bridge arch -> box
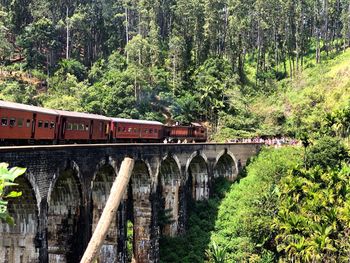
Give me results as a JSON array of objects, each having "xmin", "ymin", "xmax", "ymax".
[
  {"xmin": 0, "ymin": 176, "xmax": 39, "ymax": 263},
  {"xmin": 186, "ymin": 152, "xmax": 209, "ymax": 201},
  {"xmin": 157, "ymin": 155, "xmax": 182, "ymax": 236},
  {"xmin": 91, "ymin": 158, "xmax": 118, "ymax": 263},
  {"xmin": 47, "ymin": 161, "xmax": 83, "ymax": 263},
  {"xmin": 157, "ymin": 154, "xmax": 182, "ymax": 181},
  {"xmin": 91, "ymin": 157, "xmax": 118, "ymax": 183},
  {"xmin": 213, "ymin": 149, "xmax": 239, "ymax": 181}
]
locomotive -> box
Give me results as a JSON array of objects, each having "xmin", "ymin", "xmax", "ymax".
[{"xmin": 0, "ymin": 100, "xmax": 207, "ymax": 145}]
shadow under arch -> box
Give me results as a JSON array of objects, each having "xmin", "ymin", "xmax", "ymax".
[
  {"xmin": 157, "ymin": 156, "xmax": 182, "ymax": 237},
  {"xmin": 47, "ymin": 161, "xmax": 83, "ymax": 263},
  {"xmin": 186, "ymin": 154, "xmax": 209, "ymax": 201},
  {"xmin": 213, "ymin": 149, "xmax": 239, "ymax": 181},
  {"xmin": 0, "ymin": 176, "xmax": 39, "ymax": 263}
]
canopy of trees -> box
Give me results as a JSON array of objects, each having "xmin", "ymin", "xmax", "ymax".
[{"xmin": 1, "ymin": 0, "xmax": 350, "ymax": 135}]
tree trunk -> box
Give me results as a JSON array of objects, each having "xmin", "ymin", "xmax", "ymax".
[
  {"xmin": 66, "ymin": 5, "xmax": 70, "ymax": 60},
  {"xmin": 125, "ymin": 6, "xmax": 129, "ymax": 63}
]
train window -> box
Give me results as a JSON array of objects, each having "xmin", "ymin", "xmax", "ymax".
[
  {"xmin": 118, "ymin": 127, "xmax": 121, "ymax": 132},
  {"xmin": 26, "ymin": 119, "xmax": 31, "ymax": 128},
  {"xmin": 155, "ymin": 129, "xmax": 157, "ymax": 133},
  {"xmin": 9, "ymin": 118, "xmax": 16, "ymax": 127},
  {"xmin": 50, "ymin": 122, "xmax": 55, "ymax": 129},
  {"xmin": 85, "ymin": 124, "xmax": 89, "ymax": 131},
  {"xmin": 1, "ymin": 118, "xmax": 7, "ymax": 126},
  {"xmin": 73, "ymin": 123, "xmax": 78, "ymax": 130},
  {"xmin": 44, "ymin": 121, "xmax": 49, "ymax": 128},
  {"xmin": 150, "ymin": 129, "xmax": 153, "ymax": 134},
  {"xmin": 145, "ymin": 128, "xmax": 148, "ymax": 133},
  {"xmin": 79, "ymin": 124, "xmax": 85, "ymax": 131},
  {"xmin": 67, "ymin": 123, "xmax": 73, "ymax": 130},
  {"xmin": 122, "ymin": 127, "xmax": 126, "ymax": 132},
  {"xmin": 134, "ymin": 128, "xmax": 137, "ymax": 133},
  {"xmin": 38, "ymin": 121, "xmax": 43, "ymax": 128},
  {"xmin": 99, "ymin": 122, "xmax": 103, "ymax": 132},
  {"xmin": 128, "ymin": 127, "xmax": 132, "ymax": 132}
]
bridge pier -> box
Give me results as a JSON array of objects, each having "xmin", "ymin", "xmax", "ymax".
[
  {"xmin": 91, "ymin": 163, "xmax": 118, "ymax": 263},
  {"xmin": 0, "ymin": 176, "xmax": 38, "ymax": 263},
  {"xmin": 47, "ymin": 166, "xmax": 83, "ymax": 263},
  {"xmin": 0, "ymin": 143, "xmax": 260, "ymax": 263},
  {"xmin": 157, "ymin": 156, "xmax": 181, "ymax": 237}
]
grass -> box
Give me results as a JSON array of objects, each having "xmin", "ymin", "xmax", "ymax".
[{"xmin": 249, "ymin": 47, "xmax": 350, "ymax": 136}]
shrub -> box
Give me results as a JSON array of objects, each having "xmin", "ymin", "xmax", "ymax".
[
  {"xmin": 306, "ymin": 136, "xmax": 349, "ymax": 169},
  {"xmin": 0, "ymin": 163, "xmax": 25, "ymax": 225}
]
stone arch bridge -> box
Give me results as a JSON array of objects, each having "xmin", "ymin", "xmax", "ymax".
[{"xmin": 0, "ymin": 143, "xmax": 261, "ymax": 263}]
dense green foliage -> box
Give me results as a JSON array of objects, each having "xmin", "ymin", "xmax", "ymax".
[
  {"xmin": 274, "ymin": 137, "xmax": 350, "ymax": 262},
  {"xmin": 275, "ymin": 165, "xmax": 350, "ymax": 262},
  {"xmin": 159, "ymin": 177, "xmax": 231, "ymax": 263},
  {"xmin": 305, "ymin": 136, "xmax": 349, "ymax": 169},
  {"xmin": 0, "ymin": 163, "xmax": 25, "ymax": 225},
  {"xmin": 210, "ymin": 147, "xmax": 302, "ymax": 262},
  {"xmin": 1, "ymin": 0, "xmax": 350, "ymax": 136}
]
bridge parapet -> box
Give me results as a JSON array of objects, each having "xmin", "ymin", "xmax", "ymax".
[{"xmin": 0, "ymin": 143, "xmax": 261, "ymax": 263}]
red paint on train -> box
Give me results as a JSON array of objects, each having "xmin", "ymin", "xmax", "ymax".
[{"xmin": 0, "ymin": 100, "xmax": 207, "ymax": 144}]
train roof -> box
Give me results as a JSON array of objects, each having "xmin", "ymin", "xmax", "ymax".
[
  {"xmin": 0, "ymin": 100, "xmax": 58, "ymax": 116},
  {"xmin": 111, "ymin": 117, "xmax": 163, "ymax": 126},
  {"xmin": 55, "ymin": 109, "xmax": 111, "ymax": 121}
]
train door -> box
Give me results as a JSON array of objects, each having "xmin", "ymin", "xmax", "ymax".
[
  {"xmin": 31, "ymin": 113, "xmax": 36, "ymax": 139},
  {"xmin": 188, "ymin": 127, "xmax": 194, "ymax": 138},
  {"xmin": 100, "ymin": 121, "xmax": 103, "ymax": 138},
  {"xmin": 114, "ymin": 122, "xmax": 118, "ymax": 138},
  {"xmin": 60, "ymin": 117, "xmax": 67, "ymax": 139},
  {"xmin": 89, "ymin": 120, "xmax": 93, "ymax": 140},
  {"xmin": 54, "ymin": 116, "xmax": 59, "ymax": 140}
]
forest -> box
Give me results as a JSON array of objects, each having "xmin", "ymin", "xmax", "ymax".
[
  {"xmin": 2, "ymin": 0, "xmax": 350, "ymax": 262},
  {"xmin": 1, "ymin": 0, "xmax": 350, "ymax": 138}
]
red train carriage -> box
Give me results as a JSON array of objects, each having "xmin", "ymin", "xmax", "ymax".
[
  {"xmin": 56, "ymin": 110, "xmax": 111, "ymax": 142},
  {"xmin": 111, "ymin": 118, "xmax": 164, "ymax": 142},
  {"xmin": 165, "ymin": 123, "xmax": 207, "ymax": 142},
  {"xmin": 0, "ymin": 100, "xmax": 207, "ymax": 145},
  {"xmin": 192, "ymin": 123, "xmax": 207, "ymax": 142},
  {"xmin": 0, "ymin": 101, "xmax": 58, "ymax": 143}
]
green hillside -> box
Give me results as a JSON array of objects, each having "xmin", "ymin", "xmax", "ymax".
[
  {"xmin": 281, "ymin": 49, "xmax": 350, "ymax": 134},
  {"xmin": 234, "ymin": 48, "xmax": 350, "ymax": 140}
]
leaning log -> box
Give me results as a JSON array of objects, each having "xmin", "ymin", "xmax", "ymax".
[{"xmin": 80, "ymin": 157, "xmax": 134, "ymax": 263}]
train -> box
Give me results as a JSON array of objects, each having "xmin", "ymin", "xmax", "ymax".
[{"xmin": 0, "ymin": 100, "xmax": 207, "ymax": 145}]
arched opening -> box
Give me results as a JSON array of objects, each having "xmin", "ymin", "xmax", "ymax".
[
  {"xmin": 0, "ymin": 176, "xmax": 39, "ymax": 262},
  {"xmin": 214, "ymin": 153, "xmax": 237, "ymax": 181},
  {"xmin": 126, "ymin": 161, "xmax": 152, "ymax": 263},
  {"xmin": 188, "ymin": 155, "xmax": 209, "ymax": 201},
  {"xmin": 47, "ymin": 168, "xmax": 82, "ymax": 263},
  {"xmin": 91, "ymin": 164, "xmax": 117, "ymax": 263},
  {"xmin": 158, "ymin": 157, "xmax": 181, "ymax": 237}
]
